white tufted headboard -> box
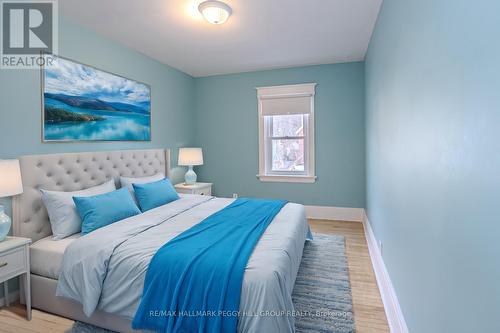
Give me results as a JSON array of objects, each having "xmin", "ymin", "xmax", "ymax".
[{"xmin": 12, "ymin": 149, "xmax": 171, "ymax": 242}]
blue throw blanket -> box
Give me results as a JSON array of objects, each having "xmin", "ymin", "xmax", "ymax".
[{"xmin": 132, "ymin": 198, "xmax": 288, "ymax": 333}]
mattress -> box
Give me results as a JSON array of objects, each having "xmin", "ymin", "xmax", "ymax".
[{"xmin": 30, "ymin": 234, "xmax": 80, "ymax": 279}]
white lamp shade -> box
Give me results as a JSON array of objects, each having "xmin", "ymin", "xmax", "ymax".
[
  {"xmin": 0, "ymin": 159, "xmax": 23, "ymax": 197},
  {"xmin": 178, "ymin": 148, "xmax": 204, "ymax": 166}
]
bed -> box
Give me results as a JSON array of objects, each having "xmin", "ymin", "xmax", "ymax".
[{"xmin": 12, "ymin": 149, "xmax": 310, "ymax": 333}]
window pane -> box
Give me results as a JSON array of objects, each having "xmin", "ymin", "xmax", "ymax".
[
  {"xmin": 271, "ymin": 114, "xmax": 304, "ymax": 137},
  {"xmin": 272, "ymin": 139, "xmax": 305, "ymax": 172}
]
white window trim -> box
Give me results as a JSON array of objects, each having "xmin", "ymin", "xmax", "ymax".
[{"xmin": 256, "ymin": 83, "xmax": 317, "ymax": 183}]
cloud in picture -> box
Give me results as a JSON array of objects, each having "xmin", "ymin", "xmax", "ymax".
[{"xmin": 44, "ymin": 56, "xmax": 150, "ymax": 107}]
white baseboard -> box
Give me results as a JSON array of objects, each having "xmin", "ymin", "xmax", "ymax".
[
  {"xmin": 305, "ymin": 205, "xmax": 364, "ymax": 222},
  {"xmin": 0, "ymin": 290, "xmax": 19, "ymax": 307},
  {"xmin": 362, "ymin": 211, "xmax": 409, "ymax": 333}
]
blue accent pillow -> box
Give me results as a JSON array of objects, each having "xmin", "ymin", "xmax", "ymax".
[
  {"xmin": 133, "ymin": 178, "xmax": 180, "ymax": 212},
  {"xmin": 73, "ymin": 187, "xmax": 141, "ymax": 235}
]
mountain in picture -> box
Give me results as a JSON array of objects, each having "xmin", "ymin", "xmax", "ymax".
[{"xmin": 44, "ymin": 93, "xmax": 150, "ymax": 114}]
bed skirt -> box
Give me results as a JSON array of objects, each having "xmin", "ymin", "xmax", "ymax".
[{"xmin": 22, "ymin": 274, "xmax": 138, "ymax": 333}]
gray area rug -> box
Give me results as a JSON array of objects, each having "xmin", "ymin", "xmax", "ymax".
[
  {"xmin": 293, "ymin": 233, "xmax": 355, "ymax": 333},
  {"xmin": 66, "ymin": 233, "xmax": 355, "ymax": 333}
]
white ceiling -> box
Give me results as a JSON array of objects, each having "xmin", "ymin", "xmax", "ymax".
[{"xmin": 60, "ymin": 0, "xmax": 382, "ymax": 77}]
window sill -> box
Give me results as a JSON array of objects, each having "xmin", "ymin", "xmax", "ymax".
[{"xmin": 256, "ymin": 174, "xmax": 317, "ymax": 183}]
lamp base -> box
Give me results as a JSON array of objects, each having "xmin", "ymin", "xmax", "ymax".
[
  {"xmin": 0, "ymin": 205, "xmax": 11, "ymax": 242},
  {"xmin": 184, "ymin": 166, "xmax": 197, "ymax": 185}
]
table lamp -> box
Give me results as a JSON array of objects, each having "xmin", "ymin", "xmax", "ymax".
[
  {"xmin": 178, "ymin": 148, "xmax": 203, "ymax": 185},
  {"xmin": 0, "ymin": 160, "xmax": 23, "ymax": 241}
]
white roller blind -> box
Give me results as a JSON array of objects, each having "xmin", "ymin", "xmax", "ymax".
[{"xmin": 261, "ymin": 96, "xmax": 311, "ymax": 116}]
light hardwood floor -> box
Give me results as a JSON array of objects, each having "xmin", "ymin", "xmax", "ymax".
[
  {"xmin": 0, "ymin": 220, "xmax": 390, "ymax": 333},
  {"xmin": 309, "ymin": 219, "xmax": 390, "ymax": 333}
]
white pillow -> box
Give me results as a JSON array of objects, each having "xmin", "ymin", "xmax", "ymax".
[
  {"xmin": 41, "ymin": 179, "xmax": 116, "ymax": 240},
  {"xmin": 120, "ymin": 173, "xmax": 165, "ymax": 195}
]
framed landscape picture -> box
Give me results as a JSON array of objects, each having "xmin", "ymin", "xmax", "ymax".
[{"xmin": 42, "ymin": 55, "xmax": 151, "ymax": 142}]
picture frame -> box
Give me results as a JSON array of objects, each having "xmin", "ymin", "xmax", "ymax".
[{"xmin": 41, "ymin": 54, "xmax": 152, "ymax": 142}]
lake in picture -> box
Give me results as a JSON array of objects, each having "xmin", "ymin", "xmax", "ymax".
[{"xmin": 43, "ymin": 56, "xmax": 151, "ymax": 141}]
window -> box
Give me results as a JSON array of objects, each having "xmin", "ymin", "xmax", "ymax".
[{"xmin": 257, "ymin": 83, "xmax": 316, "ymax": 183}]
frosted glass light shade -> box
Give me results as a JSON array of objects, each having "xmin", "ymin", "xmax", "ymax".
[
  {"xmin": 178, "ymin": 148, "xmax": 204, "ymax": 166},
  {"xmin": 198, "ymin": 0, "xmax": 232, "ymax": 25},
  {"xmin": 0, "ymin": 159, "xmax": 23, "ymax": 197}
]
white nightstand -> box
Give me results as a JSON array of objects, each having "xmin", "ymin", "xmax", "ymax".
[
  {"xmin": 175, "ymin": 182, "xmax": 213, "ymax": 196},
  {"xmin": 0, "ymin": 237, "xmax": 31, "ymax": 320}
]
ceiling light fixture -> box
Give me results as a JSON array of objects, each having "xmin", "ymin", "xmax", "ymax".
[{"xmin": 198, "ymin": 0, "xmax": 232, "ymax": 25}]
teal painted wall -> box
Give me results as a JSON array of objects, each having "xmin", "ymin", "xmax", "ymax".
[
  {"xmin": 0, "ymin": 18, "xmax": 195, "ymax": 298},
  {"xmin": 0, "ymin": 16, "xmax": 194, "ymax": 168},
  {"xmin": 365, "ymin": 0, "xmax": 500, "ymax": 332},
  {"xmin": 193, "ymin": 63, "xmax": 366, "ymax": 207},
  {"xmin": 0, "ymin": 17, "xmax": 195, "ymax": 210}
]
